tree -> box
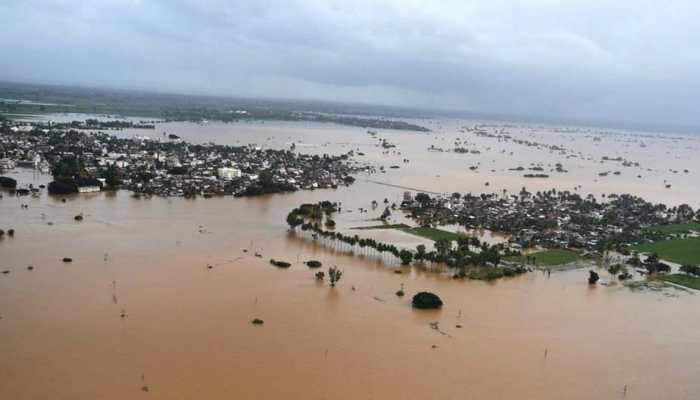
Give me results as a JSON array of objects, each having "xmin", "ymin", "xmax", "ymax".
[
  {"xmin": 103, "ymin": 164, "xmax": 122, "ymax": 188},
  {"xmin": 328, "ymin": 266, "xmax": 343, "ymax": 287},
  {"xmin": 680, "ymin": 264, "xmax": 700, "ymax": 276},
  {"xmin": 643, "ymin": 253, "xmax": 670, "ymax": 274},
  {"xmin": 415, "ymin": 192, "xmax": 431, "ymax": 206},
  {"xmin": 412, "ymin": 292, "xmax": 443, "ymax": 309},
  {"xmin": 0, "ymin": 176, "xmax": 17, "ymax": 189},
  {"xmin": 286, "ymin": 211, "xmax": 303, "ymax": 229},
  {"xmin": 415, "ymin": 244, "xmax": 426, "ymax": 261},
  {"xmin": 380, "ymin": 207, "xmax": 391, "ymax": 220},
  {"xmin": 51, "ymin": 157, "xmax": 81, "ymax": 179},
  {"xmin": 399, "ymin": 250, "xmax": 413, "ymax": 265},
  {"xmin": 481, "ymin": 246, "xmax": 501, "ymax": 267},
  {"xmin": 434, "ymin": 239, "xmax": 451, "ymax": 256},
  {"xmin": 588, "ymin": 270, "xmax": 599, "ymax": 285}
]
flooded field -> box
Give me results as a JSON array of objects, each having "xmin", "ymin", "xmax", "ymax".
[{"xmin": 2, "ymin": 118, "xmax": 700, "ymax": 399}]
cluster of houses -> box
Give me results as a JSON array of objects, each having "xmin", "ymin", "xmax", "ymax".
[
  {"xmin": 402, "ymin": 189, "xmax": 698, "ymax": 254},
  {"xmin": 0, "ymin": 120, "xmax": 370, "ymax": 197}
]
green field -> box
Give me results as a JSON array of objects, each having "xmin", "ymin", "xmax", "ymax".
[
  {"xmin": 633, "ymin": 238, "xmax": 700, "ymax": 265},
  {"xmin": 655, "ymin": 274, "xmax": 700, "ymax": 290},
  {"xmin": 398, "ymin": 226, "xmax": 465, "ymax": 242},
  {"xmin": 644, "ymin": 223, "xmax": 700, "ymax": 235},
  {"xmin": 507, "ymin": 249, "xmax": 579, "ymax": 267}
]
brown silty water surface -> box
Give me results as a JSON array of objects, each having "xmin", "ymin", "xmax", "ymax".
[{"xmin": 1, "ymin": 119, "xmax": 700, "ymax": 399}]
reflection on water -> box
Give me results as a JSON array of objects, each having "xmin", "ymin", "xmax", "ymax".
[{"xmin": 1, "ymin": 119, "xmax": 700, "ymax": 399}]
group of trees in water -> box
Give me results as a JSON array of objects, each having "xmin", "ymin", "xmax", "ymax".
[
  {"xmin": 680, "ymin": 264, "xmax": 700, "ymax": 276},
  {"xmin": 625, "ymin": 252, "xmax": 671, "ymax": 275},
  {"xmin": 286, "ymin": 201, "xmax": 527, "ymax": 279}
]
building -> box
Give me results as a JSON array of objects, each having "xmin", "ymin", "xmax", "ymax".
[
  {"xmin": 78, "ymin": 185, "xmax": 101, "ymax": 193},
  {"xmin": 217, "ymin": 167, "xmax": 242, "ymax": 180},
  {"xmin": 0, "ymin": 159, "xmax": 16, "ymax": 170}
]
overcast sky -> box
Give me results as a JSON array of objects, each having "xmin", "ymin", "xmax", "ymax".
[{"xmin": 2, "ymin": 0, "xmax": 699, "ymax": 127}]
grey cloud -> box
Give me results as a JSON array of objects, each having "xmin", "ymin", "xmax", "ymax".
[{"xmin": 2, "ymin": 0, "xmax": 700, "ymax": 128}]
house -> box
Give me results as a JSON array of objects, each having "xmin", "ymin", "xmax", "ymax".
[
  {"xmin": 78, "ymin": 185, "xmax": 101, "ymax": 193},
  {"xmin": 217, "ymin": 167, "xmax": 242, "ymax": 180}
]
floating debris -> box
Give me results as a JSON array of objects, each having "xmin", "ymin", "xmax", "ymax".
[{"xmin": 429, "ymin": 321, "xmax": 451, "ymax": 337}]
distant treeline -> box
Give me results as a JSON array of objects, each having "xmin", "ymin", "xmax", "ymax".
[
  {"xmin": 162, "ymin": 109, "xmax": 429, "ymax": 132},
  {"xmin": 0, "ymin": 81, "xmax": 430, "ymax": 132}
]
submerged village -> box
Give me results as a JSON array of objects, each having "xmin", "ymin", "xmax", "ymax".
[
  {"xmin": 0, "ymin": 118, "xmax": 368, "ymax": 197},
  {"xmin": 285, "ymin": 187, "xmax": 700, "ymax": 287},
  {"xmin": 2, "ymin": 117, "xmax": 700, "ymax": 293}
]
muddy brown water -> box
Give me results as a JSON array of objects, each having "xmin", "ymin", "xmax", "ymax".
[{"xmin": 2, "ymin": 119, "xmax": 700, "ymax": 399}]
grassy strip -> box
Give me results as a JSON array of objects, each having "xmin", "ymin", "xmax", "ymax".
[
  {"xmin": 644, "ymin": 223, "xmax": 700, "ymax": 235},
  {"xmin": 632, "ymin": 238, "xmax": 700, "ymax": 265},
  {"xmin": 506, "ymin": 249, "xmax": 579, "ymax": 267},
  {"xmin": 654, "ymin": 274, "xmax": 700, "ymax": 290},
  {"xmin": 398, "ymin": 226, "xmax": 465, "ymax": 242}
]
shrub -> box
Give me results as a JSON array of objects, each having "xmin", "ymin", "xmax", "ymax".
[
  {"xmin": 0, "ymin": 176, "xmax": 17, "ymax": 189},
  {"xmin": 588, "ymin": 270, "xmax": 599, "ymax": 284},
  {"xmin": 305, "ymin": 260, "xmax": 323, "ymax": 268},
  {"xmin": 412, "ymin": 292, "xmax": 443, "ymax": 309},
  {"xmin": 270, "ymin": 259, "xmax": 291, "ymax": 268}
]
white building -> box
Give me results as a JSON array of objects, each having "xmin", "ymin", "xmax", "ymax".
[
  {"xmin": 78, "ymin": 186, "xmax": 101, "ymax": 193},
  {"xmin": 0, "ymin": 159, "xmax": 16, "ymax": 170},
  {"xmin": 217, "ymin": 167, "xmax": 242, "ymax": 180}
]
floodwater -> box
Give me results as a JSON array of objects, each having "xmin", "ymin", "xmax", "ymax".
[{"xmin": 2, "ymin": 118, "xmax": 700, "ymax": 399}]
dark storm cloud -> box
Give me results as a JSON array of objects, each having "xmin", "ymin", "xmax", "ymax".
[{"xmin": 2, "ymin": 0, "xmax": 700, "ymax": 127}]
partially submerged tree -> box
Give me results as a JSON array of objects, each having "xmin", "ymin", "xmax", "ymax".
[
  {"xmin": 588, "ymin": 270, "xmax": 600, "ymax": 285},
  {"xmin": 412, "ymin": 292, "xmax": 443, "ymax": 309},
  {"xmin": 286, "ymin": 211, "xmax": 304, "ymax": 230},
  {"xmin": 643, "ymin": 253, "xmax": 670, "ymax": 274},
  {"xmin": 680, "ymin": 264, "xmax": 700, "ymax": 276},
  {"xmin": 328, "ymin": 266, "xmax": 343, "ymax": 287},
  {"xmin": 399, "ymin": 249, "xmax": 413, "ymax": 266},
  {"xmin": 415, "ymin": 244, "xmax": 426, "ymax": 261}
]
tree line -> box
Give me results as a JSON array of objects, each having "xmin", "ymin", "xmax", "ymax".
[{"xmin": 286, "ymin": 201, "xmax": 527, "ymax": 279}]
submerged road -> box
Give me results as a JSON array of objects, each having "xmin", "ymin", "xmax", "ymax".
[{"xmin": 365, "ymin": 179, "xmax": 442, "ymax": 195}]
